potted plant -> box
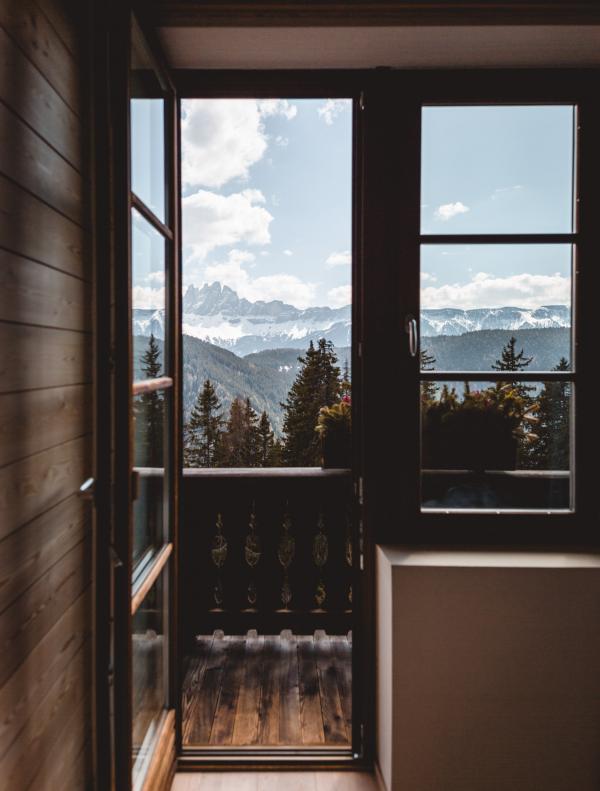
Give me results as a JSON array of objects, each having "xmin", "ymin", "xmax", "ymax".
[
  {"xmin": 422, "ymin": 384, "xmax": 539, "ymax": 472},
  {"xmin": 315, "ymin": 395, "xmax": 352, "ymax": 468}
]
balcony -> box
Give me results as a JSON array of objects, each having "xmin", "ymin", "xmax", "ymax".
[{"xmin": 180, "ymin": 467, "xmax": 354, "ymax": 750}]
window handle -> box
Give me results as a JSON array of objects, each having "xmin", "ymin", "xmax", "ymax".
[
  {"xmin": 78, "ymin": 477, "xmax": 95, "ymax": 502},
  {"xmin": 405, "ymin": 314, "xmax": 418, "ymax": 358}
]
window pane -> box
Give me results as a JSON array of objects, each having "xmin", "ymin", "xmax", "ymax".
[
  {"xmin": 180, "ymin": 98, "xmax": 352, "ymax": 468},
  {"xmin": 132, "ymin": 568, "xmax": 168, "ymax": 789},
  {"xmin": 130, "ymin": 22, "xmax": 166, "ymax": 221},
  {"xmin": 420, "ymin": 244, "xmax": 572, "ymax": 372},
  {"xmin": 421, "ymin": 106, "xmax": 575, "ymax": 234},
  {"xmin": 132, "ymin": 209, "xmax": 166, "ymax": 380},
  {"xmin": 420, "ymin": 380, "xmax": 572, "ymax": 510}
]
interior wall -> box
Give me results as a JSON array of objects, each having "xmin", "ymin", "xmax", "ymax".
[{"xmin": 0, "ymin": 1, "xmax": 93, "ymax": 788}]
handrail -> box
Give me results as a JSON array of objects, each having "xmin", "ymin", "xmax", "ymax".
[{"xmin": 132, "ymin": 376, "xmax": 173, "ymax": 395}]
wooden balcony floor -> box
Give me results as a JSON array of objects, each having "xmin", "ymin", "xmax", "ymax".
[{"xmin": 182, "ymin": 630, "xmax": 352, "ymax": 748}]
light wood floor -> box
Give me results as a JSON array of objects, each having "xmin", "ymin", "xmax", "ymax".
[
  {"xmin": 171, "ymin": 771, "xmax": 378, "ymax": 791},
  {"xmin": 182, "ymin": 631, "xmax": 352, "ymax": 747}
]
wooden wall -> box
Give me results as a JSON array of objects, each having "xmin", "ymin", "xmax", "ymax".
[{"xmin": 0, "ymin": 0, "xmax": 93, "ymax": 788}]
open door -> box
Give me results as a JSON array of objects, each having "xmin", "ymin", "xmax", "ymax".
[{"xmin": 106, "ymin": 9, "xmax": 181, "ymax": 790}]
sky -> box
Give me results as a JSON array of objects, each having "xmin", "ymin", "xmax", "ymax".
[{"xmin": 131, "ymin": 100, "xmax": 575, "ymax": 314}]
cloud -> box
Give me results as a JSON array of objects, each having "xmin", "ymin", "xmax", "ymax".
[
  {"xmin": 421, "ymin": 272, "xmax": 571, "ymax": 310},
  {"xmin": 200, "ymin": 249, "xmax": 317, "ymax": 309},
  {"xmin": 181, "ymin": 99, "xmax": 297, "ymax": 190},
  {"xmin": 183, "ymin": 188, "xmax": 273, "ymax": 259},
  {"xmin": 283, "ymin": 249, "xmax": 293, "ymax": 256},
  {"xmin": 327, "ymin": 285, "xmax": 352, "ymax": 308},
  {"xmin": 275, "ymin": 135, "xmax": 289, "ymax": 147},
  {"xmin": 492, "ymin": 184, "xmax": 524, "ymax": 199},
  {"xmin": 434, "ymin": 202, "xmax": 470, "ymax": 221},
  {"xmin": 318, "ymin": 99, "xmax": 350, "ymax": 125},
  {"xmin": 258, "ymin": 99, "xmax": 298, "ymax": 120},
  {"xmin": 146, "ymin": 270, "xmax": 165, "ymax": 284},
  {"xmin": 421, "ymin": 272, "xmax": 438, "ymax": 283},
  {"xmin": 132, "ymin": 286, "xmax": 165, "ymax": 310},
  {"xmin": 325, "ymin": 250, "xmax": 351, "ymax": 268}
]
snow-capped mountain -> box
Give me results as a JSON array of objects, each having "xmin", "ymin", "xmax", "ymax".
[
  {"xmin": 420, "ymin": 305, "xmax": 570, "ymax": 336},
  {"xmin": 132, "ymin": 282, "xmax": 571, "ymax": 354},
  {"xmin": 134, "ymin": 281, "xmax": 351, "ymax": 355}
]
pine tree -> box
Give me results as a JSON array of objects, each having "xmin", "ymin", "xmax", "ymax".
[
  {"xmin": 492, "ymin": 336, "xmax": 534, "ymax": 372},
  {"xmin": 529, "ymin": 357, "xmax": 570, "ymax": 470},
  {"xmin": 257, "ymin": 411, "xmax": 275, "ymax": 467},
  {"xmin": 341, "ymin": 359, "xmax": 351, "ymax": 399},
  {"xmin": 218, "ymin": 397, "xmax": 248, "ymax": 467},
  {"xmin": 420, "ymin": 347, "xmax": 437, "ymax": 402},
  {"xmin": 185, "ymin": 379, "xmax": 223, "ymax": 467},
  {"xmin": 281, "ymin": 338, "xmax": 342, "ymax": 466},
  {"xmin": 242, "ymin": 398, "xmax": 260, "ymax": 467},
  {"xmin": 135, "ymin": 334, "xmax": 163, "ymax": 467}
]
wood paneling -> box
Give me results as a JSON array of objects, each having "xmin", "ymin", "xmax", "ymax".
[
  {"xmin": 0, "ymin": 103, "xmax": 83, "ymax": 224},
  {"xmin": 0, "ymin": 323, "xmax": 90, "ymax": 393},
  {"xmin": 0, "ymin": 26, "xmax": 81, "ymax": 168},
  {"xmin": 0, "ymin": 0, "xmax": 81, "ymax": 114},
  {"xmin": 0, "ymin": 250, "xmax": 88, "ymax": 330},
  {"xmin": 0, "ymin": 174, "xmax": 85, "ymax": 277},
  {"xmin": 0, "ymin": 436, "xmax": 90, "ymax": 540},
  {"xmin": 0, "ymin": 384, "xmax": 90, "ymax": 468},
  {"xmin": 0, "ymin": 0, "xmax": 92, "ymax": 787},
  {"xmin": 0, "ymin": 494, "xmax": 89, "ymax": 610}
]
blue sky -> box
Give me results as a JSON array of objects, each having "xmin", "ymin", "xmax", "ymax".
[
  {"xmin": 421, "ymin": 105, "xmax": 574, "ymax": 311},
  {"xmin": 132, "ymin": 100, "xmax": 575, "ymax": 314}
]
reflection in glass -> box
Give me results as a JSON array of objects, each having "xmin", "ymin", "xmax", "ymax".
[
  {"xmin": 133, "ymin": 391, "xmax": 166, "ymax": 569},
  {"xmin": 130, "ymin": 20, "xmax": 166, "ymax": 221},
  {"xmin": 132, "ymin": 570, "xmax": 167, "ymax": 789},
  {"xmin": 421, "ymin": 105, "xmax": 575, "ymax": 234},
  {"xmin": 420, "ymin": 380, "xmax": 572, "ymax": 510},
  {"xmin": 420, "ymin": 245, "xmax": 572, "ymax": 372},
  {"xmin": 132, "ymin": 209, "xmax": 166, "ymax": 379}
]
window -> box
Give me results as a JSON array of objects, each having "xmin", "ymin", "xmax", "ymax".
[{"xmin": 419, "ymin": 104, "xmax": 576, "ymax": 512}]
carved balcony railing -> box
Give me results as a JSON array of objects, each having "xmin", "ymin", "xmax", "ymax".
[{"xmin": 180, "ymin": 468, "xmax": 354, "ymax": 646}]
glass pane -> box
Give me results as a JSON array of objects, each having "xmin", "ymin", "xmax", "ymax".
[
  {"xmin": 420, "ymin": 380, "xmax": 572, "ymax": 510},
  {"xmin": 421, "ymin": 106, "xmax": 575, "ymax": 234},
  {"xmin": 132, "ymin": 568, "xmax": 168, "ymax": 789},
  {"xmin": 132, "ymin": 209, "xmax": 166, "ymax": 380},
  {"xmin": 180, "ymin": 98, "xmax": 352, "ymax": 469},
  {"xmin": 130, "ymin": 21, "xmax": 166, "ymax": 221},
  {"xmin": 132, "ymin": 391, "xmax": 166, "ymax": 569},
  {"xmin": 420, "ymin": 244, "xmax": 572, "ymax": 372}
]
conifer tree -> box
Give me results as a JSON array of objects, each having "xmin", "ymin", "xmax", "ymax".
[
  {"xmin": 218, "ymin": 397, "xmax": 249, "ymax": 467},
  {"xmin": 136, "ymin": 334, "xmax": 163, "ymax": 467},
  {"xmin": 281, "ymin": 338, "xmax": 342, "ymax": 466},
  {"xmin": 257, "ymin": 410, "xmax": 276, "ymax": 467},
  {"xmin": 420, "ymin": 347, "xmax": 437, "ymax": 402},
  {"xmin": 185, "ymin": 379, "xmax": 223, "ymax": 467},
  {"xmin": 492, "ymin": 336, "xmax": 534, "ymax": 372},
  {"xmin": 242, "ymin": 398, "xmax": 260, "ymax": 466},
  {"xmin": 529, "ymin": 357, "xmax": 570, "ymax": 470},
  {"xmin": 341, "ymin": 359, "xmax": 352, "ymax": 399}
]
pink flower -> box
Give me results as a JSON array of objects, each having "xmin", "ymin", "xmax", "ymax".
[{"xmin": 342, "ymin": 395, "xmax": 351, "ymax": 404}]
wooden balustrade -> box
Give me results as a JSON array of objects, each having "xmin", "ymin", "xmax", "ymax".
[{"xmin": 180, "ymin": 468, "xmax": 354, "ymax": 645}]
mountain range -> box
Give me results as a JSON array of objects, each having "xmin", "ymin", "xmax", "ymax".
[{"xmin": 133, "ymin": 281, "xmax": 570, "ymax": 355}]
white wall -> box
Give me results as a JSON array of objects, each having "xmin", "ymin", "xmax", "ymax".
[{"xmin": 376, "ymin": 548, "xmax": 600, "ymax": 791}]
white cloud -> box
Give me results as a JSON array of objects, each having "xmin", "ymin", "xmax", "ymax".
[
  {"xmin": 325, "ymin": 250, "xmax": 351, "ymax": 268},
  {"xmin": 421, "ymin": 272, "xmax": 571, "ymax": 311},
  {"xmin": 327, "ymin": 285, "xmax": 352, "ymax": 308},
  {"xmin": 283, "ymin": 249, "xmax": 293, "ymax": 256},
  {"xmin": 183, "ymin": 189, "xmax": 273, "ymax": 259},
  {"xmin": 492, "ymin": 184, "xmax": 524, "ymax": 199},
  {"xmin": 275, "ymin": 135, "xmax": 289, "ymax": 147},
  {"xmin": 132, "ymin": 286, "xmax": 165, "ymax": 310},
  {"xmin": 181, "ymin": 99, "xmax": 297, "ymax": 190},
  {"xmin": 434, "ymin": 201, "xmax": 470, "ymax": 221},
  {"xmin": 258, "ymin": 99, "xmax": 298, "ymax": 120},
  {"xmin": 146, "ymin": 270, "xmax": 165, "ymax": 284},
  {"xmin": 200, "ymin": 249, "xmax": 317, "ymax": 309},
  {"xmin": 317, "ymin": 99, "xmax": 350, "ymax": 125},
  {"xmin": 421, "ymin": 272, "xmax": 438, "ymax": 283}
]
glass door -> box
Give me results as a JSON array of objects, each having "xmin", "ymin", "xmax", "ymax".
[{"xmin": 113, "ymin": 13, "xmax": 180, "ymax": 791}]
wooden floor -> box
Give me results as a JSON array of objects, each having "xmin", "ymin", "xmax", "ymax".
[
  {"xmin": 182, "ymin": 630, "xmax": 352, "ymax": 748},
  {"xmin": 172, "ymin": 771, "xmax": 377, "ymax": 791}
]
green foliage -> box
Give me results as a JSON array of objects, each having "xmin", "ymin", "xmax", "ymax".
[
  {"xmin": 281, "ymin": 339, "xmax": 342, "ymax": 466},
  {"xmin": 135, "ymin": 334, "xmax": 163, "ymax": 467},
  {"xmin": 420, "ymin": 347, "xmax": 437, "ymax": 402},
  {"xmin": 492, "ymin": 335, "xmax": 534, "ymax": 371},
  {"xmin": 527, "ymin": 357, "xmax": 570, "ymax": 470},
  {"xmin": 185, "ymin": 379, "xmax": 223, "ymax": 467}
]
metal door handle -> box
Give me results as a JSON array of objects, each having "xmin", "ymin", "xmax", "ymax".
[
  {"xmin": 405, "ymin": 314, "xmax": 418, "ymax": 358},
  {"xmin": 79, "ymin": 477, "xmax": 95, "ymax": 501}
]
